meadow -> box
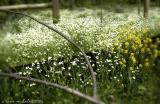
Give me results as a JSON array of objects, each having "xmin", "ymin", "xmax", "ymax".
[{"xmin": 0, "ymin": 5, "xmax": 160, "ymax": 104}]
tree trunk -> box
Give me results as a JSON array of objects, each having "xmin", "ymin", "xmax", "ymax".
[
  {"xmin": 155, "ymin": 0, "xmax": 160, "ymax": 6},
  {"xmin": 144, "ymin": 0, "xmax": 149, "ymax": 18},
  {"xmin": 100, "ymin": 0, "xmax": 103, "ymax": 26},
  {"xmin": 52, "ymin": 0, "xmax": 60, "ymax": 23},
  {"xmin": 137, "ymin": 0, "xmax": 141, "ymax": 15},
  {"xmin": 68, "ymin": 0, "xmax": 75, "ymax": 10}
]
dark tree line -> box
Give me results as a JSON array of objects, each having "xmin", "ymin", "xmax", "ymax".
[{"xmin": 0, "ymin": 0, "xmax": 159, "ymax": 6}]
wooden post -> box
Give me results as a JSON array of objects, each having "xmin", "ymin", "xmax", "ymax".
[
  {"xmin": 144, "ymin": 0, "xmax": 149, "ymax": 18},
  {"xmin": 52, "ymin": 0, "xmax": 60, "ymax": 23}
]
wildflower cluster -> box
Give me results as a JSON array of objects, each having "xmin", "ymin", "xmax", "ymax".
[
  {"xmin": 0, "ymin": 7, "xmax": 160, "ymax": 104},
  {"xmin": 1, "ymin": 8, "xmax": 160, "ymax": 67},
  {"xmin": 98, "ymin": 24, "xmax": 160, "ymax": 88}
]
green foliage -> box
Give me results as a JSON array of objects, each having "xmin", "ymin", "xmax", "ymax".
[
  {"xmin": 0, "ymin": 0, "xmax": 158, "ymax": 6},
  {"xmin": 0, "ymin": 7, "xmax": 160, "ymax": 104}
]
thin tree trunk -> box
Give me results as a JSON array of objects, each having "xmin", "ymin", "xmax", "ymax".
[
  {"xmin": 52, "ymin": 0, "xmax": 60, "ymax": 23},
  {"xmin": 144, "ymin": 0, "xmax": 150, "ymax": 18},
  {"xmin": 156, "ymin": 0, "xmax": 160, "ymax": 6},
  {"xmin": 137, "ymin": 0, "xmax": 141, "ymax": 15},
  {"xmin": 68, "ymin": 0, "xmax": 75, "ymax": 10},
  {"xmin": 100, "ymin": 0, "xmax": 103, "ymax": 26}
]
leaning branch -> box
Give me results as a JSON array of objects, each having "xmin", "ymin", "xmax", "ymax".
[
  {"xmin": 0, "ymin": 72, "xmax": 104, "ymax": 104},
  {"xmin": 0, "ymin": 10, "xmax": 97, "ymax": 98}
]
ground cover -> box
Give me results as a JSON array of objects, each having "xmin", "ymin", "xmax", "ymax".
[{"xmin": 0, "ymin": 6, "xmax": 160, "ymax": 104}]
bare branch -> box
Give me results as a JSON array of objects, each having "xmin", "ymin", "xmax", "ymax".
[
  {"xmin": 0, "ymin": 72, "xmax": 104, "ymax": 104},
  {"xmin": 0, "ymin": 10, "xmax": 97, "ymax": 98}
]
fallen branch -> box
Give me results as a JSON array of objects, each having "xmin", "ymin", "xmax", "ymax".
[
  {"xmin": 0, "ymin": 72, "xmax": 104, "ymax": 104},
  {"xmin": 0, "ymin": 3, "xmax": 52, "ymax": 10},
  {"xmin": 0, "ymin": 10, "xmax": 97, "ymax": 98}
]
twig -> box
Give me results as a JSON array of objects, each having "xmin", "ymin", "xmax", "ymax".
[
  {"xmin": 0, "ymin": 10, "xmax": 97, "ymax": 98},
  {"xmin": 0, "ymin": 72, "xmax": 104, "ymax": 104}
]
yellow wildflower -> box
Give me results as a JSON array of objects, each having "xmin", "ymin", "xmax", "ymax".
[
  {"xmin": 120, "ymin": 49, "xmax": 124, "ymax": 53},
  {"xmin": 122, "ymin": 59, "xmax": 126, "ymax": 64},
  {"xmin": 145, "ymin": 58, "xmax": 149, "ymax": 62},
  {"xmin": 111, "ymin": 48, "xmax": 114, "ymax": 52},
  {"xmin": 141, "ymin": 48, "xmax": 145, "ymax": 53},
  {"xmin": 130, "ymin": 53, "xmax": 134, "ymax": 56},
  {"xmin": 139, "ymin": 64, "xmax": 143, "ymax": 68},
  {"xmin": 131, "ymin": 45, "xmax": 136, "ymax": 51},
  {"xmin": 130, "ymin": 53, "xmax": 136, "ymax": 64},
  {"xmin": 146, "ymin": 48, "xmax": 150, "ymax": 52},
  {"xmin": 124, "ymin": 50, "xmax": 128, "ymax": 54},
  {"xmin": 156, "ymin": 38, "xmax": 160, "ymax": 43},
  {"xmin": 139, "ymin": 44, "xmax": 143, "ymax": 48},
  {"xmin": 119, "ymin": 61, "xmax": 123, "ymax": 65},
  {"xmin": 144, "ymin": 62, "xmax": 149, "ymax": 67},
  {"xmin": 129, "ymin": 67, "xmax": 134, "ymax": 71},
  {"xmin": 153, "ymin": 49, "xmax": 159, "ymax": 58},
  {"xmin": 125, "ymin": 42, "xmax": 129, "ymax": 46}
]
